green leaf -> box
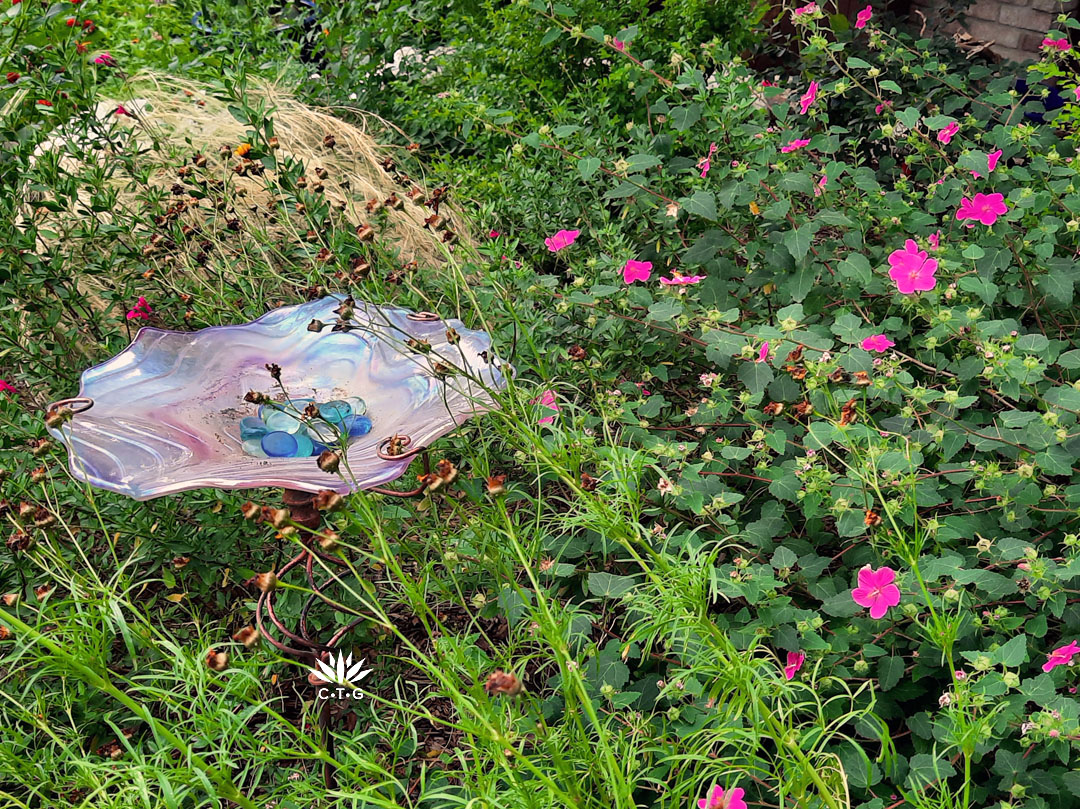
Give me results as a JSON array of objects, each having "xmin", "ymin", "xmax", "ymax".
[
  {"xmin": 670, "ymin": 103, "xmax": 702, "ymax": 131},
  {"xmin": 681, "ymin": 191, "xmax": 717, "ymax": 221},
  {"xmin": 878, "ymin": 656, "xmax": 905, "ymax": 691},
  {"xmin": 577, "ymin": 157, "xmax": 601, "ymax": 180},
  {"xmin": 539, "ymin": 27, "xmax": 563, "ymax": 46},
  {"xmin": 782, "ymin": 227, "xmax": 813, "ymax": 261},
  {"xmin": 738, "ymin": 361, "xmax": 774, "ymax": 394},
  {"xmin": 587, "ymin": 572, "xmax": 636, "ymax": 598},
  {"xmin": 624, "ymin": 153, "xmax": 662, "ymax": 173}
]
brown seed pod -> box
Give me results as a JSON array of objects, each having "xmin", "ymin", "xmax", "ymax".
[
  {"xmin": 206, "ymin": 649, "xmax": 229, "ymax": 671},
  {"xmin": 484, "ymin": 670, "xmax": 523, "ymax": 697}
]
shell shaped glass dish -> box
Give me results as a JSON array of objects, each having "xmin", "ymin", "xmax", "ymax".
[{"xmin": 46, "ymin": 296, "xmax": 506, "ymax": 500}]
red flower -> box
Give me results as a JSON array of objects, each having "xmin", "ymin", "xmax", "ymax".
[
  {"xmin": 5, "ymin": 72, "xmax": 19, "ymax": 83},
  {"xmin": 65, "ymin": 17, "xmax": 77, "ymax": 25},
  {"xmin": 37, "ymin": 99, "xmax": 53, "ymax": 106}
]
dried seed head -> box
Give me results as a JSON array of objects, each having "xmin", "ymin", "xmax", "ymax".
[
  {"xmin": 485, "ymin": 474, "xmax": 507, "ymax": 496},
  {"xmin": 580, "ymin": 472, "xmax": 598, "ymax": 492},
  {"xmin": 763, "ymin": 401, "xmax": 784, "ymax": 416},
  {"xmin": 0, "ymin": 626, "xmax": 10, "ymax": 641},
  {"xmin": 445, "ymin": 327, "xmax": 460, "ymax": 345},
  {"xmin": 34, "ymin": 583, "xmax": 54, "ymax": 600},
  {"xmin": 265, "ymin": 363, "xmax": 282, "ymax": 382},
  {"xmin": 18, "ymin": 502, "xmax": 35, "ymax": 520},
  {"xmin": 356, "ymin": 224, "xmax": 376, "ymax": 242},
  {"xmin": 6, "ymin": 531, "xmax": 32, "ymax": 552},
  {"xmin": 254, "ymin": 572, "xmax": 278, "ymax": 593},
  {"xmin": 268, "ymin": 136, "xmax": 280, "ymax": 150},
  {"xmin": 484, "ymin": 670, "xmax": 523, "ymax": 697},
  {"xmin": 435, "ymin": 459, "xmax": 458, "ymax": 486},
  {"xmin": 567, "ymin": 345, "xmax": 586, "ymax": 361},
  {"xmin": 318, "ymin": 531, "xmax": 340, "ymax": 552},
  {"xmin": 241, "ymin": 501, "xmax": 262, "ymax": 521},
  {"xmin": 45, "ymin": 407, "xmax": 73, "ymax": 430},
  {"xmin": 864, "ymin": 509, "xmax": 883, "ymax": 528},
  {"xmin": 323, "ymin": 134, "xmax": 336, "ymax": 149},
  {"xmin": 265, "ymin": 508, "xmax": 291, "ymax": 529},
  {"xmin": 31, "ymin": 439, "xmax": 51, "ymax": 457},
  {"xmin": 853, "ymin": 371, "xmax": 872, "ymax": 386},
  {"xmin": 232, "ymin": 626, "xmax": 260, "ymax": 647},
  {"xmin": 172, "ymin": 556, "xmax": 190, "ymax": 569},
  {"xmin": 33, "ymin": 508, "xmax": 55, "ymax": 528},
  {"xmin": 1, "ymin": 593, "xmax": 20, "ymax": 607},
  {"xmin": 307, "ymin": 319, "xmax": 326, "ymax": 333},
  {"xmin": 314, "ymin": 489, "xmax": 344, "ymax": 512},
  {"xmin": 30, "ymin": 467, "xmax": 47, "ymax": 483},
  {"xmin": 206, "ymin": 649, "xmax": 229, "ymax": 671},
  {"xmin": 317, "ymin": 450, "xmax": 341, "ymax": 474},
  {"xmin": 244, "ymin": 390, "xmax": 270, "ymax": 405}
]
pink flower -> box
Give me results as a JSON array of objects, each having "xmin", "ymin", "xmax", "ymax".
[
  {"xmin": 757, "ymin": 342, "xmax": 769, "ymax": 362},
  {"xmin": 956, "ymin": 192, "xmax": 1008, "ymax": 227},
  {"xmin": 698, "ymin": 142, "xmax": 718, "ymax": 178},
  {"xmin": 623, "ymin": 259, "xmax": 652, "ymax": 284},
  {"xmin": 928, "ymin": 230, "xmax": 941, "ymax": 250},
  {"xmin": 936, "ymin": 121, "xmax": 959, "ymax": 144},
  {"xmin": 93, "ymin": 52, "xmax": 116, "ymax": 66},
  {"xmin": 1043, "ymin": 641, "xmax": 1080, "ymax": 672},
  {"xmin": 780, "ymin": 138, "xmax": 811, "ymax": 153},
  {"xmin": 125, "ymin": 296, "xmax": 153, "ymax": 321},
  {"xmin": 612, "ymin": 38, "xmax": 627, "ymax": 52},
  {"xmin": 1042, "ymin": 37, "xmax": 1071, "ymax": 51},
  {"xmin": 793, "ymin": 2, "xmax": 817, "ymax": 15},
  {"xmin": 971, "ymin": 149, "xmax": 1002, "ymax": 179},
  {"xmin": 659, "ymin": 272, "xmax": 705, "ymax": 286},
  {"xmin": 888, "ymin": 239, "xmax": 938, "ymax": 294},
  {"xmin": 534, "ymin": 390, "xmax": 559, "ymax": 425},
  {"xmin": 814, "ymin": 174, "xmax": 827, "ymax": 197},
  {"xmin": 698, "ymin": 785, "xmax": 748, "ymax": 809},
  {"xmin": 114, "ymin": 104, "xmax": 131, "ymax": 116},
  {"xmin": 784, "ymin": 651, "xmax": 806, "ymax": 680},
  {"xmin": 1075, "ymin": 86, "xmax": 1080, "ymax": 103},
  {"xmin": 851, "ymin": 564, "xmax": 901, "ymax": 619},
  {"xmin": 861, "ymin": 334, "xmax": 895, "ymax": 353},
  {"xmin": 855, "ymin": 4, "xmax": 873, "ymax": 28},
  {"xmin": 799, "ymin": 81, "xmax": 819, "ymax": 115},
  {"xmin": 0, "ymin": 378, "xmax": 15, "ymax": 395},
  {"xmin": 488, "ymin": 230, "xmax": 500, "ymax": 238},
  {"xmin": 544, "ymin": 229, "xmax": 580, "ymax": 252}
]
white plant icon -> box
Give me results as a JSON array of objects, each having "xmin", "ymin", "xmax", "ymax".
[{"xmin": 310, "ymin": 651, "xmax": 372, "ymax": 688}]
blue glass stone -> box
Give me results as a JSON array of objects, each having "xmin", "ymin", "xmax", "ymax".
[
  {"xmin": 265, "ymin": 409, "xmax": 302, "ymax": 433},
  {"xmin": 306, "ymin": 421, "xmax": 339, "ymax": 443},
  {"xmin": 318, "ymin": 400, "xmax": 352, "ymax": 424},
  {"xmin": 293, "ymin": 433, "xmax": 314, "ymax": 457},
  {"xmin": 242, "ymin": 438, "xmax": 268, "ymax": 458},
  {"xmin": 261, "ymin": 431, "xmax": 299, "ymax": 457},
  {"xmin": 343, "ymin": 415, "xmax": 372, "ymax": 437},
  {"xmin": 310, "ymin": 440, "xmax": 329, "ymax": 456},
  {"xmin": 240, "ymin": 417, "xmax": 268, "ymax": 440},
  {"xmin": 345, "ymin": 396, "xmax": 367, "ymax": 416}
]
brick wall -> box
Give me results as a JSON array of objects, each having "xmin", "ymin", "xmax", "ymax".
[{"xmin": 910, "ymin": 0, "xmax": 1078, "ymax": 62}]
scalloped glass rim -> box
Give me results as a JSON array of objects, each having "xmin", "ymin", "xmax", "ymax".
[{"xmin": 47, "ymin": 296, "xmax": 506, "ymax": 500}]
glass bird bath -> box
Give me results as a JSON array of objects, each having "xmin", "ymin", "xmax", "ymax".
[{"xmin": 45, "ymin": 295, "xmax": 506, "ymax": 787}]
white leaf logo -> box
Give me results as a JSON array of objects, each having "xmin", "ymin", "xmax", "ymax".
[{"xmin": 309, "ymin": 651, "xmax": 371, "ymax": 688}]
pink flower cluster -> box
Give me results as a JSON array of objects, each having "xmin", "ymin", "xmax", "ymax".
[
  {"xmin": 534, "ymin": 390, "xmax": 559, "ymax": 425},
  {"xmin": 1042, "ymin": 37, "xmax": 1071, "ymax": 51},
  {"xmin": 781, "ymin": 138, "xmax": 811, "ymax": 153},
  {"xmin": 126, "ymin": 296, "xmax": 152, "ymax": 321},
  {"xmin": 0, "ymin": 378, "xmax": 15, "ymax": 395},
  {"xmin": 699, "ymin": 784, "xmax": 747, "ymax": 809}
]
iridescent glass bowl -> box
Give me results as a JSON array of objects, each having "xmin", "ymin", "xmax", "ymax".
[{"xmin": 46, "ymin": 296, "xmax": 505, "ymax": 500}]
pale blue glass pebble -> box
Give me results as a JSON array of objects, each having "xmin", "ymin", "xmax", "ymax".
[
  {"xmin": 242, "ymin": 438, "xmax": 268, "ymax": 458},
  {"xmin": 265, "ymin": 409, "xmax": 302, "ymax": 433},
  {"xmin": 306, "ymin": 421, "xmax": 338, "ymax": 443},
  {"xmin": 345, "ymin": 396, "xmax": 367, "ymax": 415},
  {"xmin": 261, "ymin": 431, "xmax": 299, "ymax": 457},
  {"xmin": 318, "ymin": 400, "xmax": 352, "ymax": 424},
  {"xmin": 293, "ymin": 433, "xmax": 314, "ymax": 457}
]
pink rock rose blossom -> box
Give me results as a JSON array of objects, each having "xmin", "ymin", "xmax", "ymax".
[
  {"xmin": 1043, "ymin": 641, "xmax": 1080, "ymax": 673},
  {"xmin": 888, "ymin": 239, "xmax": 938, "ymax": 294},
  {"xmin": 851, "ymin": 565, "xmax": 901, "ymax": 619},
  {"xmin": 699, "ymin": 785, "xmax": 748, "ymax": 809},
  {"xmin": 659, "ymin": 272, "xmax": 705, "ymax": 286},
  {"xmin": 784, "ymin": 651, "xmax": 806, "ymax": 680},
  {"xmin": 622, "ymin": 259, "xmax": 652, "ymax": 284},
  {"xmin": 971, "ymin": 149, "xmax": 1003, "ymax": 179},
  {"xmin": 861, "ymin": 334, "xmax": 895, "ymax": 353},
  {"xmin": 544, "ymin": 229, "xmax": 580, "ymax": 252},
  {"xmin": 1042, "ymin": 37, "xmax": 1071, "ymax": 51},
  {"xmin": 534, "ymin": 390, "xmax": 559, "ymax": 425},
  {"xmin": 757, "ymin": 342, "xmax": 769, "ymax": 362},
  {"xmin": 793, "ymin": 2, "xmax": 817, "ymax": 15},
  {"xmin": 698, "ymin": 142, "xmax": 718, "ymax": 178},
  {"xmin": 936, "ymin": 121, "xmax": 959, "ymax": 144},
  {"xmin": 855, "ymin": 4, "xmax": 873, "ymax": 28},
  {"xmin": 956, "ymin": 192, "xmax": 1008, "ymax": 227},
  {"xmin": 780, "ymin": 138, "xmax": 811, "ymax": 153},
  {"xmin": 799, "ymin": 81, "xmax": 819, "ymax": 115},
  {"xmin": 0, "ymin": 378, "xmax": 15, "ymax": 395},
  {"xmin": 612, "ymin": 38, "xmax": 627, "ymax": 52},
  {"xmin": 126, "ymin": 296, "xmax": 153, "ymax": 321}
]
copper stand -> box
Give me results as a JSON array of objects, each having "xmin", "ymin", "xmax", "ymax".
[{"xmin": 253, "ymin": 447, "xmax": 430, "ymax": 789}]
